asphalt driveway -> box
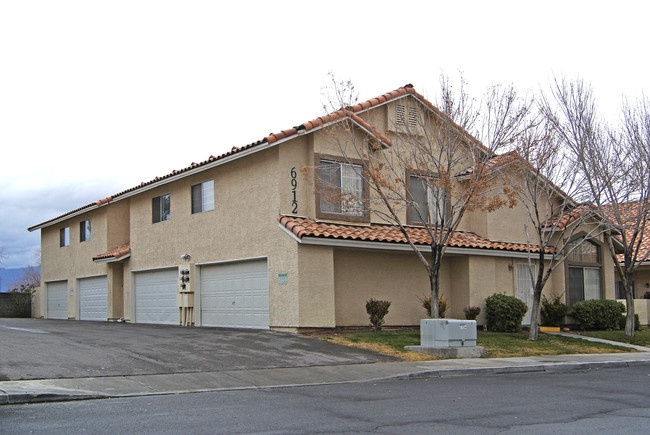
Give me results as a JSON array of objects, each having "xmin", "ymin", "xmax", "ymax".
[{"xmin": 0, "ymin": 318, "xmax": 395, "ymax": 381}]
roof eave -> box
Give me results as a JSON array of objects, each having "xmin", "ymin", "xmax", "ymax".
[
  {"xmin": 93, "ymin": 253, "xmax": 131, "ymax": 264},
  {"xmin": 289, "ymin": 232, "xmax": 537, "ymax": 259}
]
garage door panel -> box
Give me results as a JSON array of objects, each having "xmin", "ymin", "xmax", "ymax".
[
  {"xmin": 47, "ymin": 281, "xmax": 68, "ymax": 320},
  {"xmin": 134, "ymin": 269, "xmax": 178, "ymax": 325},
  {"xmin": 200, "ymin": 260, "xmax": 268, "ymax": 329},
  {"xmin": 79, "ymin": 276, "xmax": 107, "ymax": 321}
]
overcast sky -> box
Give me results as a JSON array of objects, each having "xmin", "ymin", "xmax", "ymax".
[{"xmin": 1, "ymin": 1, "xmax": 648, "ymax": 268}]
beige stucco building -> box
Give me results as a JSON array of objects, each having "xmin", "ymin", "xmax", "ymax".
[{"xmin": 28, "ymin": 85, "xmax": 618, "ymax": 330}]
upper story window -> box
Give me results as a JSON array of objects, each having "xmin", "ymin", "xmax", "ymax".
[
  {"xmin": 60, "ymin": 227, "xmax": 69, "ymax": 247},
  {"xmin": 316, "ymin": 156, "xmax": 368, "ymax": 222},
  {"xmin": 191, "ymin": 180, "xmax": 214, "ymax": 214},
  {"xmin": 152, "ymin": 193, "xmax": 171, "ymax": 223},
  {"xmin": 407, "ymin": 174, "xmax": 448, "ymax": 225},
  {"xmin": 80, "ymin": 220, "xmax": 91, "ymax": 242}
]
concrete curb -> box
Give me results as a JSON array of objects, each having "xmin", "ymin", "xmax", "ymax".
[
  {"xmin": 2, "ymin": 355, "xmax": 650, "ymax": 405},
  {"xmin": 0, "ymin": 392, "xmax": 106, "ymax": 406},
  {"xmin": 397, "ymin": 359, "xmax": 650, "ymax": 380}
]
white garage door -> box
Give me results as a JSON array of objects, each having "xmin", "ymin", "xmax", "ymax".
[
  {"xmin": 79, "ymin": 275, "xmax": 108, "ymax": 321},
  {"xmin": 47, "ymin": 281, "xmax": 68, "ymax": 320},
  {"xmin": 134, "ymin": 268, "xmax": 178, "ymax": 325},
  {"xmin": 200, "ymin": 259, "xmax": 269, "ymax": 329}
]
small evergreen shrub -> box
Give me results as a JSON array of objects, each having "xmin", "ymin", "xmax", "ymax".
[
  {"xmin": 618, "ymin": 313, "xmax": 641, "ymax": 331},
  {"xmin": 463, "ymin": 305, "xmax": 481, "ymax": 320},
  {"xmin": 485, "ymin": 293, "xmax": 527, "ymax": 332},
  {"xmin": 643, "ymin": 291, "xmax": 650, "ymax": 300},
  {"xmin": 418, "ymin": 296, "xmax": 447, "ymax": 318},
  {"xmin": 540, "ymin": 293, "xmax": 569, "ymax": 326},
  {"xmin": 570, "ymin": 299, "xmax": 625, "ymax": 330},
  {"xmin": 366, "ymin": 299, "xmax": 391, "ymax": 331}
]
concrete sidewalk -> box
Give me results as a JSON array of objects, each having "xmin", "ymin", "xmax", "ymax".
[{"xmin": 2, "ymin": 352, "xmax": 650, "ymax": 406}]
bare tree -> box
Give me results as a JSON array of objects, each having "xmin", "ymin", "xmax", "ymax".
[
  {"xmin": 510, "ymin": 113, "xmax": 604, "ymax": 340},
  {"xmin": 548, "ymin": 78, "xmax": 650, "ymax": 336},
  {"xmin": 10, "ymin": 266, "xmax": 41, "ymax": 291},
  {"xmin": 319, "ymin": 74, "xmax": 531, "ymax": 318}
]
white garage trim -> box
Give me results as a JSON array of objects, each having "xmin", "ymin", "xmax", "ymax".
[
  {"xmin": 46, "ymin": 280, "xmax": 68, "ymax": 320},
  {"xmin": 133, "ymin": 268, "xmax": 179, "ymax": 325},
  {"xmin": 199, "ymin": 258, "xmax": 269, "ymax": 329},
  {"xmin": 78, "ymin": 275, "xmax": 108, "ymax": 321}
]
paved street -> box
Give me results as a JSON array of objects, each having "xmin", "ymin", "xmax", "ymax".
[
  {"xmin": 2, "ymin": 365, "xmax": 648, "ymax": 434},
  {"xmin": 0, "ymin": 318, "xmax": 395, "ymax": 381}
]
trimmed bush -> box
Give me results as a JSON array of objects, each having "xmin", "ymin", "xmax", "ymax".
[
  {"xmin": 485, "ymin": 293, "xmax": 528, "ymax": 332},
  {"xmin": 463, "ymin": 305, "xmax": 481, "ymax": 320},
  {"xmin": 366, "ymin": 299, "xmax": 391, "ymax": 331},
  {"xmin": 540, "ymin": 293, "xmax": 569, "ymax": 326},
  {"xmin": 418, "ymin": 296, "xmax": 447, "ymax": 318},
  {"xmin": 570, "ymin": 299, "xmax": 625, "ymax": 330},
  {"xmin": 618, "ymin": 313, "xmax": 641, "ymax": 331}
]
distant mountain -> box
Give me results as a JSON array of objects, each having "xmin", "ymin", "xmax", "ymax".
[{"xmin": 0, "ymin": 267, "xmax": 40, "ymax": 292}]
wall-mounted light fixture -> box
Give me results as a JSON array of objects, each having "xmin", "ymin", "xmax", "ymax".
[{"xmin": 180, "ymin": 254, "xmax": 191, "ymax": 260}]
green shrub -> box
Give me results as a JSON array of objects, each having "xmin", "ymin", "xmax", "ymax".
[
  {"xmin": 540, "ymin": 293, "xmax": 569, "ymax": 326},
  {"xmin": 570, "ymin": 299, "xmax": 625, "ymax": 330},
  {"xmin": 366, "ymin": 299, "xmax": 391, "ymax": 331},
  {"xmin": 485, "ymin": 293, "xmax": 528, "ymax": 332},
  {"xmin": 618, "ymin": 313, "xmax": 641, "ymax": 331},
  {"xmin": 644, "ymin": 291, "xmax": 650, "ymax": 300},
  {"xmin": 418, "ymin": 296, "xmax": 447, "ymax": 318},
  {"xmin": 463, "ymin": 305, "xmax": 481, "ymax": 320}
]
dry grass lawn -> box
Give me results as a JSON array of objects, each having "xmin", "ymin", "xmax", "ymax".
[{"xmin": 320, "ymin": 329, "xmax": 634, "ymax": 361}]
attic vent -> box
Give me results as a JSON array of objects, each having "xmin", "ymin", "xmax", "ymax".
[
  {"xmin": 396, "ymin": 104, "xmax": 406, "ymax": 125},
  {"xmin": 407, "ymin": 106, "xmax": 418, "ymax": 127},
  {"xmin": 395, "ymin": 104, "xmax": 418, "ymax": 128}
]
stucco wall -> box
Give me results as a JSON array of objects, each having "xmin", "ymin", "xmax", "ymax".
[
  {"xmin": 39, "ymin": 207, "xmax": 112, "ymax": 319},
  {"xmin": 124, "ymin": 147, "xmax": 282, "ymax": 321},
  {"xmin": 333, "ymin": 249, "xmax": 431, "ymax": 326}
]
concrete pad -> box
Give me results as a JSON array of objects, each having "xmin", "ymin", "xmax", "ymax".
[{"xmin": 405, "ymin": 345, "xmax": 485, "ymax": 358}]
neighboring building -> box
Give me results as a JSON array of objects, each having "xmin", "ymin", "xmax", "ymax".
[
  {"xmin": 28, "ymin": 85, "xmax": 617, "ymax": 330},
  {"xmin": 609, "ymin": 201, "xmax": 650, "ymax": 324}
]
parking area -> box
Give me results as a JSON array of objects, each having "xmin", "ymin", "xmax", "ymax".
[{"xmin": 0, "ymin": 318, "xmax": 395, "ymax": 381}]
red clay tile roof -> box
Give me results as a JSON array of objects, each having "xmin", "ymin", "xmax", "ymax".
[
  {"xmin": 93, "ymin": 243, "xmax": 131, "ymax": 261},
  {"xmin": 456, "ymin": 150, "xmax": 519, "ymax": 177},
  {"xmin": 278, "ymin": 215, "xmax": 550, "ymax": 254},
  {"xmin": 544, "ymin": 204, "xmax": 596, "ymax": 229},
  {"xmin": 28, "ymin": 84, "xmax": 480, "ymax": 231},
  {"xmin": 602, "ymin": 201, "xmax": 650, "ymax": 263}
]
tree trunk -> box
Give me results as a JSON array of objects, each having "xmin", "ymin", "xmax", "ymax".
[
  {"xmin": 528, "ymin": 254, "xmax": 546, "ymax": 341},
  {"xmin": 429, "ymin": 264, "xmax": 441, "ymax": 318},
  {"xmin": 624, "ymin": 270, "xmax": 636, "ymax": 337},
  {"xmin": 528, "ymin": 283, "xmax": 543, "ymax": 341},
  {"xmin": 428, "ymin": 245, "xmax": 443, "ymax": 318}
]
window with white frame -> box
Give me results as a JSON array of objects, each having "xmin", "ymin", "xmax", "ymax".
[
  {"xmin": 152, "ymin": 193, "xmax": 171, "ymax": 223},
  {"xmin": 516, "ymin": 263, "xmax": 537, "ymax": 325},
  {"xmin": 191, "ymin": 180, "xmax": 214, "ymax": 214},
  {"xmin": 318, "ymin": 158, "xmax": 366, "ymax": 219},
  {"xmin": 408, "ymin": 174, "xmax": 447, "ymax": 225},
  {"xmin": 60, "ymin": 227, "xmax": 69, "ymax": 247},
  {"xmin": 80, "ymin": 220, "xmax": 91, "ymax": 242}
]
